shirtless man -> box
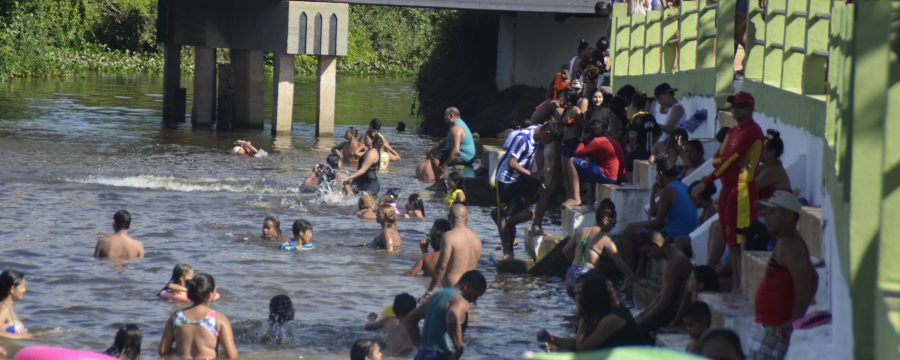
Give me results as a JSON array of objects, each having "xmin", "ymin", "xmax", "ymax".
[
  {"xmin": 635, "ymin": 232, "xmax": 692, "ymax": 336},
  {"xmin": 415, "ymin": 156, "xmax": 436, "ymax": 182},
  {"xmin": 423, "ymin": 204, "xmax": 482, "ymax": 299},
  {"xmin": 94, "ymin": 210, "xmax": 144, "ymax": 260},
  {"xmin": 335, "ymin": 127, "xmax": 363, "ymax": 164},
  {"xmin": 405, "ymin": 219, "xmax": 452, "ymax": 277}
]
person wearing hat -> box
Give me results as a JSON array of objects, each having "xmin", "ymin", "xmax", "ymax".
[
  {"xmin": 750, "ymin": 190, "xmax": 818, "ymax": 360},
  {"xmin": 691, "ymin": 91, "xmax": 765, "ymax": 295},
  {"xmin": 557, "ymin": 81, "xmax": 589, "ymax": 210},
  {"xmin": 653, "ymin": 82, "xmax": 686, "ymax": 138}
]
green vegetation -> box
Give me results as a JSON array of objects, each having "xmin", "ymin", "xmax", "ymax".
[{"xmin": 0, "ymin": 1, "xmax": 455, "ymax": 79}]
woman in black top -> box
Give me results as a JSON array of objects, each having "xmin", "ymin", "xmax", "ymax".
[
  {"xmin": 538, "ymin": 273, "xmax": 651, "ymax": 351},
  {"xmin": 343, "ymin": 129, "xmax": 382, "ymax": 196}
]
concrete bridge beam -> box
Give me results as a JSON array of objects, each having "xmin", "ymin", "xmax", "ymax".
[
  {"xmin": 162, "ymin": 44, "xmax": 185, "ymax": 123},
  {"xmin": 316, "ymin": 55, "xmax": 337, "ymax": 137},
  {"xmin": 273, "ymin": 53, "xmax": 296, "ymax": 135},
  {"xmin": 192, "ymin": 46, "xmax": 217, "ymax": 126},
  {"xmin": 232, "ymin": 49, "xmax": 265, "ymax": 129}
]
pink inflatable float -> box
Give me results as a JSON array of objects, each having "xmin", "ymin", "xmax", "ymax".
[{"xmin": 14, "ymin": 346, "xmax": 118, "ymax": 360}]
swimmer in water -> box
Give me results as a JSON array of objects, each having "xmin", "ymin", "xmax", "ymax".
[
  {"xmin": 357, "ymin": 192, "xmax": 377, "ymax": 220},
  {"xmin": 105, "ymin": 324, "xmax": 142, "ymax": 360},
  {"xmin": 404, "ymin": 194, "xmax": 425, "ymax": 219},
  {"xmin": 94, "ymin": 210, "xmax": 144, "ymax": 261},
  {"xmin": 280, "ymin": 220, "xmax": 315, "ymax": 252},
  {"xmin": 231, "ymin": 139, "xmax": 258, "ymax": 156},
  {"xmin": 0, "ymin": 270, "xmax": 32, "ymax": 340},
  {"xmin": 373, "ymin": 205, "xmax": 401, "ymax": 252},
  {"xmin": 159, "ymin": 273, "xmax": 238, "ymax": 359},
  {"xmin": 158, "ymin": 264, "xmax": 194, "ymax": 301},
  {"xmin": 263, "ymin": 295, "xmax": 294, "ymax": 344},
  {"xmin": 350, "ymin": 339, "xmax": 383, "ymax": 360},
  {"xmin": 405, "ymin": 219, "xmax": 452, "ymax": 277},
  {"xmin": 261, "ymin": 216, "xmax": 287, "ymax": 243},
  {"xmin": 304, "ymin": 154, "xmax": 343, "ymax": 188},
  {"xmin": 364, "ymin": 293, "xmax": 416, "ymax": 355}
]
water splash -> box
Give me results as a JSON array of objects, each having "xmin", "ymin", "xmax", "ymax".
[{"xmin": 65, "ymin": 175, "xmax": 298, "ymax": 194}]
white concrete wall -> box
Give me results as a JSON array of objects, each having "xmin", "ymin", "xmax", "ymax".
[{"xmin": 495, "ymin": 13, "xmax": 610, "ymax": 90}]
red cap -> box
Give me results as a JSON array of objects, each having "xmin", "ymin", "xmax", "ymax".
[{"xmin": 727, "ymin": 91, "xmax": 755, "ymax": 106}]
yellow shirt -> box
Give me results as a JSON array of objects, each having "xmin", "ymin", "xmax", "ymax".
[{"xmin": 444, "ymin": 189, "xmax": 464, "ymax": 206}]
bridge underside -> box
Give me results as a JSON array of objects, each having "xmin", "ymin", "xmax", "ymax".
[{"xmin": 308, "ymin": 0, "xmax": 599, "ymax": 14}]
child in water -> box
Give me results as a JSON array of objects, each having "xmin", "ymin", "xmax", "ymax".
[
  {"xmin": 263, "ymin": 295, "xmax": 295, "ymax": 344},
  {"xmin": 304, "ymin": 154, "xmax": 343, "ymax": 188},
  {"xmin": 404, "ymin": 194, "xmax": 425, "ymax": 219},
  {"xmin": 261, "ymin": 216, "xmax": 287, "ymax": 243},
  {"xmin": 363, "ymin": 293, "xmax": 416, "ymax": 355},
  {"xmin": 158, "ymin": 264, "xmax": 194, "ymax": 303},
  {"xmin": 373, "ymin": 205, "xmax": 401, "ymax": 252},
  {"xmin": 444, "ymin": 172, "xmax": 466, "ymax": 206},
  {"xmin": 381, "ymin": 189, "xmax": 400, "ymax": 215},
  {"xmin": 105, "ymin": 324, "xmax": 142, "ymax": 360},
  {"xmin": 350, "ymin": 339, "xmax": 382, "ymax": 360},
  {"xmin": 356, "ymin": 192, "xmax": 377, "ymax": 219},
  {"xmin": 280, "ymin": 220, "xmax": 315, "ymax": 252}
]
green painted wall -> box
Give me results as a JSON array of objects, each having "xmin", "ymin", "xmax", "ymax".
[{"xmin": 610, "ymin": 0, "xmax": 900, "ymax": 357}]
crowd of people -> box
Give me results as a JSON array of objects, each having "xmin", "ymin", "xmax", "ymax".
[
  {"xmin": 479, "ymin": 34, "xmax": 820, "ymax": 359},
  {"xmin": 1, "ymin": 35, "xmax": 820, "ymax": 360}
]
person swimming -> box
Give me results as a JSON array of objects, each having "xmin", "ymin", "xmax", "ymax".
[
  {"xmin": 231, "ymin": 139, "xmax": 259, "ymax": 157},
  {"xmin": 158, "ymin": 273, "xmax": 238, "ymax": 359},
  {"xmin": 305, "ymin": 154, "xmax": 343, "ymax": 189},
  {"xmin": 364, "ymin": 293, "xmax": 416, "ymax": 355},
  {"xmin": 105, "ymin": 324, "xmax": 142, "ymax": 360},
  {"xmin": 261, "ymin": 216, "xmax": 287, "ymax": 243},
  {"xmin": 0, "ymin": 270, "xmax": 31, "ymax": 340},
  {"xmin": 280, "ymin": 220, "xmax": 315, "ymax": 252},
  {"xmin": 264, "ymin": 295, "xmax": 295, "ymax": 344},
  {"xmin": 357, "ymin": 192, "xmax": 377, "ymax": 219},
  {"xmin": 404, "ymin": 193, "xmax": 425, "ymax": 219},
  {"xmin": 158, "ymin": 264, "xmax": 194, "ymax": 302},
  {"xmin": 373, "ymin": 205, "xmax": 401, "ymax": 252}
]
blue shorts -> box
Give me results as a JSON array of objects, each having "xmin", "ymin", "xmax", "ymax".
[
  {"xmin": 572, "ymin": 157, "xmax": 617, "ymax": 184},
  {"xmin": 737, "ymin": 0, "xmax": 749, "ymax": 13},
  {"xmin": 414, "ymin": 350, "xmax": 450, "ymax": 360}
]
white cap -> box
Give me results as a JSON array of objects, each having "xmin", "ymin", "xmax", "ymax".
[{"xmin": 757, "ymin": 190, "xmax": 802, "ymax": 215}]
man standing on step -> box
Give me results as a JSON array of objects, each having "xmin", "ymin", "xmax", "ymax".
[
  {"xmin": 492, "ymin": 123, "xmax": 558, "ymax": 260},
  {"xmin": 750, "ymin": 190, "xmax": 817, "ymax": 360},
  {"xmin": 691, "ymin": 91, "xmax": 765, "ymax": 294},
  {"xmin": 429, "ymin": 107, "xmax": 477, "ymax": 188}
]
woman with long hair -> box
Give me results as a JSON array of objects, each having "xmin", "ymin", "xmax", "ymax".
[{"xmin": 159, "ymin": 273, "xmax": 238, "ymax": 359}]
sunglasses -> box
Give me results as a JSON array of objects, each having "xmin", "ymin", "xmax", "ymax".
[{"xmin": 732, "ymin": 103, "xmax": 751, "ymax": 109}]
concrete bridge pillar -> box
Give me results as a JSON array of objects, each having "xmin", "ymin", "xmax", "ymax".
[
  {"xmin": 272, "ymin": 53, "xmax": 295, "ymax": 135},
  {"xmin": 192, "ymin": 47, "xmax": 216, "ymax": 126},
  {"xmin": 162, "ymin": 44, "xmax": 185, "ymax": 123},
  {"xmin": 316, "ymin": 55, "xmax": 337, "ymax": 137},
  {"xmin": 232, "ymin": 49, "xmax": 265, "ymax": 129}
]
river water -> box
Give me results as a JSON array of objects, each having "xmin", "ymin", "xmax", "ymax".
[{"xmin": 0, "ymin": 75, "xmax": 573, "ymax": 359}]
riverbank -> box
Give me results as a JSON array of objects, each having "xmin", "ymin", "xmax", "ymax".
[{"xmin": 0, "ymin": 2, "xmax": 453, "ymax": 79}]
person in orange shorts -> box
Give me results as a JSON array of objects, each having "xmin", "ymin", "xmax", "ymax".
[{"xmin": 691, "ymin": 91, "xmax": 765, "ymax": 294}]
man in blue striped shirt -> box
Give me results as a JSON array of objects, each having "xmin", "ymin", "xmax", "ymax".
[{"xmin": 492, "ymin": 123, "xmax": 559, "ymax": 260}]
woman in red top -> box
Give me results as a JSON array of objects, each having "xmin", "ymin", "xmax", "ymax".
[{"xmin": 561, "ymin": 118, "xmax": 626, "ymax": 207}]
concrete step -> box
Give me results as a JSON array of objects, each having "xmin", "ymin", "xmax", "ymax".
[
  {"xmin": 697, "ymin": 138, "xmax": 720, "ymax": 162},
  {"xmin": 632, "ymin": 160, "xmax": 657, "ymax": 189},
  {"xmin": 482, "ymin": 144, "xmax": 505, "ymax": 186},
  {"xmin": 656, "ymin": 333, "xmax": 692, "ymax": 353},
  {"xmin": 798, "ymin": 206, "xmax": 823, "ymax": 258},
  {"xmin": 742, "ymin": 250, "xmax": 771, "ymax": 302},
  {"xmin": 524, "ymin": 234, "xmax": 566, "ymax": 262},
  {"xmin": 596, "ymin": 183, "xmax": 651, "ymax": 236},
  {"xmin": 718, "ymin": 110, "xmax": 737, "ymax": 128},
  {"xmin": 561, "ymin": 205, "xmax": 595, "ymax": 237},
  {"xmin": 697, "ymin": 292, "xmax": 755, "ymax": 355},
  {"xmin": 633, "ymin": 277, "xmax": 662, "ymax": 311},
  {"xmin": 785, "ymin": 324, "xmax": 833, "ymax": 360},
  {"xmin": 689, "ymin": 213, "xmax": 719, "ymax": 265}
]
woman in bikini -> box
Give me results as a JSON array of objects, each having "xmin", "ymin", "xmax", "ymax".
[
  {"xmin": 159, "ymin": 273, "xmax": 238, "ymax": 359},
  {"xmin": 0, "ymin": 270, "xmax": 32, "ymax": 340},
  {"xmin": 561, "ymin": 200, "xmax": 639, "ymax": 299}
]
